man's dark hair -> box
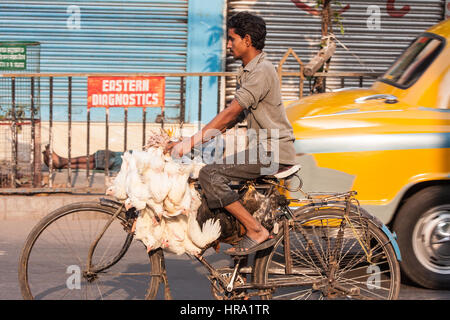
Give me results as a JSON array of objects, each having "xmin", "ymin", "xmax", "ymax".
[{"xmin": 227, "ymin": 12, "xmax": 266, "ymax": 50}]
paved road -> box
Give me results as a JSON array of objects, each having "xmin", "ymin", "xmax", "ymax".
[{"xmin": 1, "ymin": 219, "xmax": 449, "ymax": 300}]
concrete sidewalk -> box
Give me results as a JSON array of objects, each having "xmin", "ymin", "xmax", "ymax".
[
  {"xmin": 0, "ymin": 193, "xmax": 109, "ymax": 220},
  {"xmin": 1, "ymin": 170, "xmax": 111, "ymax": 220}
]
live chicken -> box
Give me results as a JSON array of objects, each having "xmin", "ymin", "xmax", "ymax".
[
  {"xmin": 106, "ymin": 132, "xmax": 221, "ymax": 256},
  {"xmin": 105, "ymin": 152, "xmax": 130, "ymax": 200}
]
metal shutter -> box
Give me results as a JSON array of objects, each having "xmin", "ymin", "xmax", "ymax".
[
  {"xmin": 0, "ymin": 0, "xmax": 188, "ymax": 122},
  {"xmin": 226, "ymin": 0, "xmax": 444, "ymax": 101}
]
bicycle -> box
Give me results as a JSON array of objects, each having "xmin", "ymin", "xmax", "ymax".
[{"xmin": 18, "ymin": 165, "xmax": 401, "ymax": 300}]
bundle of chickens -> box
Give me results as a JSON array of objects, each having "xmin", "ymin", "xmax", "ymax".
[{"xmin": 105, "ymin": 130, "xmax": 221, "ymax": 256}]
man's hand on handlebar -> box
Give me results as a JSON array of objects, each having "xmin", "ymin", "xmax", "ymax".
[{"xmin": 164, "ymin": 138, "xmax": 193, "ymax": 159}]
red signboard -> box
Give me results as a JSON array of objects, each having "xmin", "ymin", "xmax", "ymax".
[{"xmin": 87, "ymin": 76, "xmax": 165, "ymax": 108}]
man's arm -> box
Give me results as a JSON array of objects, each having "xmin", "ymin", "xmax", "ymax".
[
  {"xmin": 189, "ymin": 98, "xmax": 244, "ymax": 149},
  {"xmin": 165, "ymin": 99, "xmax": 244, "ymax": 157}
]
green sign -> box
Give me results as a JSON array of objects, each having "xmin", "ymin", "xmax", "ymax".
[{"xmin": 0, "ymin": 45, "xmax": 27, "ymax": 70}]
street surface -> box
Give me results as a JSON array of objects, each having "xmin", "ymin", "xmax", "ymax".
[{"xmin": 1, "ymin": 219, "xmax": 449, "ymax": 300}]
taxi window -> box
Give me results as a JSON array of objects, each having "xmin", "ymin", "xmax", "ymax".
[{"xmin": 382, "ymin": 34, "xmax": 444, "ymax": 88}]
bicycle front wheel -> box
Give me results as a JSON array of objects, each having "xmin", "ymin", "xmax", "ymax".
[
  {"xmin": 254, "ymin": 207, "xmax": 401, "ymax": 300},
  {"xmin": 18, "ymin": 201, "xmax": 162, "ymax": 300}
]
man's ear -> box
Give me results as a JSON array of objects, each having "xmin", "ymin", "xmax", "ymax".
[{"xmin": 244, "ymin": 34, "xmax": 252, "ymax": 47}]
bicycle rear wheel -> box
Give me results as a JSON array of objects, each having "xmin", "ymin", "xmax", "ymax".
[
  {"xmin": 254, "ymin": 207, "xmax": 401, "ymax": 300},
  {"xmin": 18, "ymin": 201, "xmax": 162, "ymax": 300}
]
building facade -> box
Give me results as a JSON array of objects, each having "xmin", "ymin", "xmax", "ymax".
[{"xmin": 0, "ymin": 0, "xmax": 446, "ymax": 125}]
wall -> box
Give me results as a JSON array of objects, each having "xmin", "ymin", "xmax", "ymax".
[
  {"xmin": 186, "ymin": 0, "xmax": 226, "ymax": 125},
  {"xmin": 0, "ymin": 0, "xmax": 227, "ymax": 125}
]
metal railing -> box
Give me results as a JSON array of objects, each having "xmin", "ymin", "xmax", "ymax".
[{"xmin": 0, "ymin": 70, "xmax": 381, "ymax": 193}]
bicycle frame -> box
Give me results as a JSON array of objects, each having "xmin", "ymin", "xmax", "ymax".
[
  {"xmin": 82, "ymin": 200, "xmax": 130, "ymax": 273},
  {"xmin": 88, "ymin": 178, "xmax": 398, "ymax": 300},
  {"xmin": 197, "ymin": 185, "xmax": 403, "ymax": 299}
]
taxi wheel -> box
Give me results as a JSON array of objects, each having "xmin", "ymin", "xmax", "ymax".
[{"xmin": 393, "ymin": 185, "xmax": 450, "ymax": 290}]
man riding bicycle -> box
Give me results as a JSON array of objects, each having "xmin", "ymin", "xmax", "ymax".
[{"xmin": 165, "ymin": 12, "xmax": 297, "ymax": 255}]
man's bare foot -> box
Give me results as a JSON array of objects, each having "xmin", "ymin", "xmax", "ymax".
[
  {"xmin": 224, "ymin": 227, "xmax": 274, "ymax": 255},
  {"xmin": 42, "ymin": 145, "xmax": 65, "ymax": 169},
  {"xmin": 246, "ymin": 226, "xmax": 269, "ymax": 244},
  {"xmin": 225, "ymin": 226, "xmax": 270, "ymax": 254}
]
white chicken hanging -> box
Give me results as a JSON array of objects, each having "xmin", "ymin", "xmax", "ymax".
[
  {"xmin": 125, "ymin": 155, "xmax": 151, "ymax": 210},
  {"xmin": 133, "ymin": 207, "xmax": 166, "ymax": 252},
  {"xmin": 105, "ymin": 131, "xmax": 222, "ymax": 256},
  {"xmin": 105, "ymin": 152, "xmax": 129, "ymax": 200},
  {"xmin": 142, "ymin": 147, "xmax": 171, "ymax": 218}
]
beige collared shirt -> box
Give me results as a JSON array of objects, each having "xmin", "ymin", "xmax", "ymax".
[{"xmin": 234, "ymin": 52, "xmax": 296, "ymax": 165}]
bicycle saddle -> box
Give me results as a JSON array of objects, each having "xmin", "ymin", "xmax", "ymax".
[{"xmin": 271, "ymin": 164, "xmax": 301, "ymax": 179}]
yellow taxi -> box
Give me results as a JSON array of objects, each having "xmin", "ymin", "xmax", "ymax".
[{"xmin": 285, "ymin": 19, "xmax": 450, "ymax": 289}]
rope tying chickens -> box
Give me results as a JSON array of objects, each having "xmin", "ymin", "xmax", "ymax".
[{"xmin": 106, "ymin": 130, "xmax": 221, "ymax": 256}]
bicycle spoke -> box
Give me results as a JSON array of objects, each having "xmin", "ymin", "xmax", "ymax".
[
  {"xmin": 335, "ymin": 235, "xmax": 360, "ymax": 268},
  {"xmin": 339, "ymin": 269, "xmax": 393, "ymax": 285},
  {"xmin": 291, "ymin": 225, "xmax": 325, "ymax": 274},
  {"xmin": 337, "ymin": 277, "xmax": 391, "ymax": 299},
  {"xmin": 271, "ymin": 248, "xmax": 324, "ymax": 282},
  {"xmin": 98, "ymin": 272, "xmax": 153, "ymax": 276},
  {"xmin": 336, "ymin": 246, "xmax": 385, "ymax": 278},
  {"xmin": 311, "ymin": 225, "xmax": 328, "ymax": 266},
  {"xmin": 44, "ymin": 220, "xmax": 85, "ymax": 267},
  {"xmin": 274, "ymin": 287, "xmax": 315, "ymax": 300},
  {"xmin": 20, "ymin": 204, "xmax": 158, "ymax": 300},
  {"xmin": 259, "ymin": 209, "xmax": 400, "ymax": 300}
]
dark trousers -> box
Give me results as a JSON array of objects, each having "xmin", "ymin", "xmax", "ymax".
[{"xmin": 198, "ymin": 149, "xmax": 287, "ymax": 209}]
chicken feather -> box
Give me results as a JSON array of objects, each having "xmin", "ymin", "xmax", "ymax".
[
  {"xmin": 105, "ymin": 153, "xmax": 129, "ymax": 200},
  {"xmin": 126, "ymin": 156, "xmax": 150, "ymax": 210},
  {"xmin": 144, "ymin": 170, "xmax": 171, "ymax": 204},
  {"xmin": 120, "ymin": 131, "xmax": 221, "ymax": 255}
]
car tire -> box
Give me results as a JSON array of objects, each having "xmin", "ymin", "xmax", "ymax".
[{"xmin": 393, "ymin": 185, "xmax": 450, "ymax": 290}]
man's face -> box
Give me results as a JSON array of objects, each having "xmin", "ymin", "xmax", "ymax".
[{"xmin": 227, "ymin": 28, "xmax": 248, "ymax": 60}]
